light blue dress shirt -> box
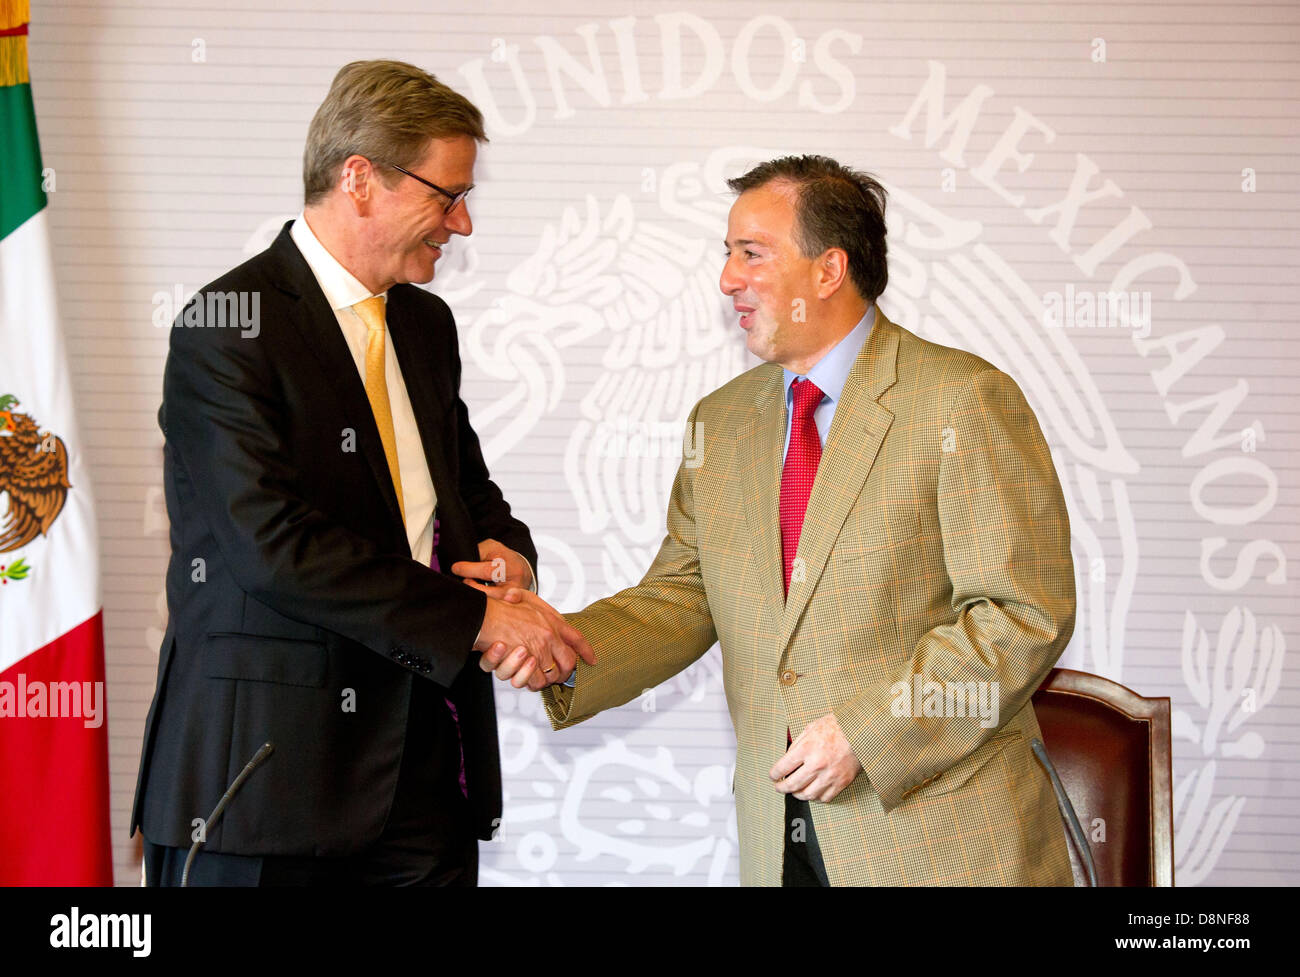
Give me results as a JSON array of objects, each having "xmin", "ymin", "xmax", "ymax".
[
  {"xmin": 781, "ymin": 306, "xmax": 875, "ymax": 459},
  {"xmin": 563, "ymin": 306, "xmax": 874, "ymax": 688}
]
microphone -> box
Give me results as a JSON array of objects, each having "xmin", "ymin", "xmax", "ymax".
[
  {"xmin": 181, "ymin": 742, "xmax": 275, "ymax": 887},
  {"xmin": 1031, "ymin": 737, "xmax": 1098, "ymax": 887}
]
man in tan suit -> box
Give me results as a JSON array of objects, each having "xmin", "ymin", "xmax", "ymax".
[{"xmin": 468, "ymin": 155, "xmax": 1075, "ymax": 886}]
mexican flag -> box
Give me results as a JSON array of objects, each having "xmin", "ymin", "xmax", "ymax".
[{"xmin": 0, "ymin": 2, "xmax": 113, "ymax": 885}]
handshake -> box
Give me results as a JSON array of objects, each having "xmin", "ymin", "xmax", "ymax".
[{"xmin": 451, "ymin": 541, "xmax": 594, "ymax": 691}]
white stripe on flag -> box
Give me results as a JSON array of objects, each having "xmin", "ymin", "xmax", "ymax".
[{"xmin": 1, "ymin": 207, "xmax": 102, "ymax": 672}]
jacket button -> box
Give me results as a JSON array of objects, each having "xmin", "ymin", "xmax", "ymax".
[{"xmin": 779, "ymin": 669, "xmax": 797, "ymax": 686}]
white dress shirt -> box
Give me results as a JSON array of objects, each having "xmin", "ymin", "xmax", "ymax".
[{"xmin": 290, "ymin": 212, "xmax": 438, "ymax": 566}]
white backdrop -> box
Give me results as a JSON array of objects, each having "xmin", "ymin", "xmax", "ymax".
[{"xmin": 24, "ymin": 0, "xmax": 1298, "ymax": 885}]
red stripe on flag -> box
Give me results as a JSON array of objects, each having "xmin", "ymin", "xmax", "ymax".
[
  {"xmin": 0, "ymin": 612, "xmax": 113, "ymax": 885},
  {"xmin": 0, "ymin": 25, "xmax": 29, "ymax": 38}
]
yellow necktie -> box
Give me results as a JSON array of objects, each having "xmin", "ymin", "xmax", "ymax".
[{"xmin": 350, "ymin": 296, "xmax": 406, "ymax": 525}]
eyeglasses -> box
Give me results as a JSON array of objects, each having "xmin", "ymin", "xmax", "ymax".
[{"xmin": 388, "ymin": 163, "xmax": 474, "ymax": 214}]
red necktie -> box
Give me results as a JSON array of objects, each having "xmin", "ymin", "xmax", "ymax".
[
  {"xmin": 780, "ymin": 379, "xmax": 825, "ymax": 594},
  {"xmin": 781, "ymin": 379, "xmax": 823, "ymax": 747}
]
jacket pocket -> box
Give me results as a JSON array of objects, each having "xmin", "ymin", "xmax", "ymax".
[
  {"xmin": 835, "ymin": 502, "xmax": 923, "ymax": 563},
  {"xmin": 204, "ymin": 632, "xmax": 328, "ymax": 688},
  {"xmin": 908, "ymin": 727, "xmax": 1022, "ymax": 800}
]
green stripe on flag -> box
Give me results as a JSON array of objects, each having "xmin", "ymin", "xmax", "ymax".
[{"xmin": 0, "ymin": 80, "xmax": 46, "ymax": 239}]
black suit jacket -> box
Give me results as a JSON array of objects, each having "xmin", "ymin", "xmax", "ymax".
[{"xmin": 130, "ymin": 221, "xmax": 534, "ymax": 855}]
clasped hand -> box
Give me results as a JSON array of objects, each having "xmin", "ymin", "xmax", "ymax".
[{"xmin": 453, "ymin": 552, "xmax": 593, "ymax": 690}]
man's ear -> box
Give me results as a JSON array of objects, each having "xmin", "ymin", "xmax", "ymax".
[
  {"xmin": 338, "ymin": 154, "xmax": 376, "ymax": 215},
  {"xmin": 815, "ymin": 248, "xmax": 850, "ymax": 300}
]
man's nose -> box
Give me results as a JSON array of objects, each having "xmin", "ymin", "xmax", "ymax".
[
  {"xmin": 445, "ymin": 200, "xmax": 473, "ymax": 237},
  {"xmin": 719, "ymin": 256, "xmax": 741, "ymax": 296}
]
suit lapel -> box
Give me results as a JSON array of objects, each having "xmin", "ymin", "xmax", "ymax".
[
  {"xmin": 777, "ymin": 309, "xmax": 900, "ymax": 651},
  {"xmin": 269, "ymin": 222, "xmax": 407, "ymax": 539},
  {"xmin": 737, "ymin": 365, "xmax": 787, "ymax": 628},
  {"xmin": 386, "ymin": 289, "xmax": 467, "ymax": 564}
]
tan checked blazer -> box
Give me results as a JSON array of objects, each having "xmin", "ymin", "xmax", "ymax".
[{"xmin": 543, "ymin": 308, "xmax": 1076, "ymax": 886}]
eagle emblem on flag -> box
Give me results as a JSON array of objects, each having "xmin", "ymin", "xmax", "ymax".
[{"xmin": 0, "ymin": 393, "xmax": 70, "ymax": 556}]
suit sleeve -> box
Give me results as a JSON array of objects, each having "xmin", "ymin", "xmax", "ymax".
[
  {"xmin": 542, "ymin": 401, "xmax": 717, "ymax": 726},
  {"xmin": 163, "ymin": 294, "xmax": 487, "ymax": 688},
  {"xmin": 832, "ymin": 368, "xmax": 1076, "ymax": 812}
]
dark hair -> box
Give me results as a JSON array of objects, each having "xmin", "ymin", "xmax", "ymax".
[
  {"xmin": 727, "ymin": 155, "xmax": 888, "ymax": 303},
  {"xmin": 303, "ymin": 60, "xmax": 487, "ymax": 206}
]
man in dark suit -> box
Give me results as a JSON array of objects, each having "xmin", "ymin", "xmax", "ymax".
[{"xmin": 131, "ymin": 60, "xmax": 590, "ymax": 886}]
